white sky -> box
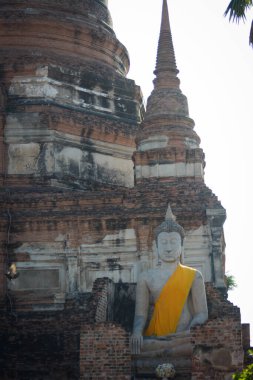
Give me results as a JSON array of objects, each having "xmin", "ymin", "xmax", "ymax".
[{"xmin": 109, "ymin": 0, "xmax": 253, "ymax": 344}]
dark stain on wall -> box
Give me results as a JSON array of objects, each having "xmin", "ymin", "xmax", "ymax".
[{"xmin": 113, "ymin": 282, "xmax": 136, "ymax": 332}]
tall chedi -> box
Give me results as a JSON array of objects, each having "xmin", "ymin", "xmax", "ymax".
[
  {"xmin": 134, "ymin": 0, "xmax": 204, "ymax": 182},
  {"xmin": 133, "ymin": 0, "xmax": 226, "ymax": 290}
]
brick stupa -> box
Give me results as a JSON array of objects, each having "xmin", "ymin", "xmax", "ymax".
[
  {"xmin": 0, "ymin": 0, "xmax": 248, "ymax": 379},
  {"xmin": 134, "ymin": 0, "xmax": 204, "ymax": 183}
]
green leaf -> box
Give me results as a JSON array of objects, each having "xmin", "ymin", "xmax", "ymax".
[
  {"xmin": 225, "ymin": 273, "xmax": 237, "ymax": 291},
  {"xmin": 250, "ymin": 19, "xmax": 253, "ymax": 46},
  {"xmin": 232, "ymin": 363, "xmax": 253, "ymax": 379},
  {"xmin": 224, "ymin": 0, "xmax": 253, "ymax": 22}
]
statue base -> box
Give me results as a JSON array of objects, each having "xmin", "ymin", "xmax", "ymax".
[{"xmin": 132, "ymin": 333, "xmax": 192, "ymax": 379}]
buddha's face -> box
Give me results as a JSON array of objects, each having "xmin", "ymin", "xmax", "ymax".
[{"xmin": 157, "ymin": 231, "xmax": 182, "ymax": 263}]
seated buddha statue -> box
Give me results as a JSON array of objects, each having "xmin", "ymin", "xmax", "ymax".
[{"xmin": 130, "ymin": 206, "xmax": 208, "ymax": 356}]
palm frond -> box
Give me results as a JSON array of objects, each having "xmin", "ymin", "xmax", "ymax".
[
  {"xmin": 250, "ymin": 19, "xmax": 253, "ymax": 46},
  {"xmin": 224, "ymin": 0, "xmax": 253, "ymax": 22}
]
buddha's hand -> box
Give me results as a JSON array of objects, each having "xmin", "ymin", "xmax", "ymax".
[{"xmin": 130, "ymin": 333, "xmax": 143, "ymax": 355}]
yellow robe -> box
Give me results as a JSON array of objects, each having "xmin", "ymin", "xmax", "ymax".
[{"xmin": 144, "ymin": 264, "xmax": 196, "ymax": 337}]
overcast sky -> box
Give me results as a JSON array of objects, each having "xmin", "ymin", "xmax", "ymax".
[{"xmin": 109, "ymin": 0, "xmax": 253, "ymax": 343}]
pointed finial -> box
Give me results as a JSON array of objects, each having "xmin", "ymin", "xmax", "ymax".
[
  {"xmin": 153, "ymin": 0, "xmax": 180, "ymax": 89},
  {"xmin": 165, "ymin": 204, "xmax": 176, "ymax": 221},
  {"xmin": 154, "ymin": 204, "xmax": 185, "ymax": 243}
]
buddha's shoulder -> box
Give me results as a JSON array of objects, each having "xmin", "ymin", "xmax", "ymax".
[{"xmin": 181, "ymin": 264, "xmax": 203, "ymax": 278}]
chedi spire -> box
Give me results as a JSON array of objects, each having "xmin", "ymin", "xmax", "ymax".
[
  {"xmin": 153, "ymin": 0, "xmax": 179, "ymax": 90},
  {"xmin": 134, "ymin": 0, "xmax": 205, "ymax": 183},
  {"xmin": 145, "ymin": 0, "xmax": 188, "ymax": 119}
]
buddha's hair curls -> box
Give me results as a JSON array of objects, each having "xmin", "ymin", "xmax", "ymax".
[{"xmin": 154, "ymin": 205, "xmax": 185, "ymax": 245}]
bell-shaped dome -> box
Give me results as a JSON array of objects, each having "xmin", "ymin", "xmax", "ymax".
[{"xmin": 0, "ymin": 0, "xmax": 129, "ymax": 75}]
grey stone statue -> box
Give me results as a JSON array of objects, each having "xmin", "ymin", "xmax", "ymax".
[{"xmin": 130, "ymin": 206, "xmax": 208, "ymax": 355}]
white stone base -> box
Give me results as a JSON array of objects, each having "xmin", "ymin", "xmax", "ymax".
[{"xmin": 135, "ymin": 162, "xmax": 204, "ymax": 179}]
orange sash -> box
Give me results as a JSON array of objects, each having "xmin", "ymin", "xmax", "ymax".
[{"xmin": 144, "ymin": 264, "xmax": 196, "ymax": 337}]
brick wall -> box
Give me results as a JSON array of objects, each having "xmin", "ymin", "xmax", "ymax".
[
  {"xmin": 0, "ymin": 278, "xmax": 247, "ymax": 380},
  {"xmin": 0, "ymin": 310, "xmax": 83, "ymax": 380},
  {"xmin": 191, "ymin": 284, "xmax": 244, "ymax": 379},
  {"xmin": 80, "ymin": 322, "xmax": 131, "ymax": 380},
  {"xmin": 0, "ymin": 83, "xmax": 5, "ymax": 176},
  {"xmin": 0, "ymin": 278, "xmax": 115, "ymax": 379},
  {"xmin": 0, "ymin": 83, "xmax": 6, "ymax": 295},
  {"xmin": 242, "ymin": 323, "xmax": 251, "ymax": 351},
  {"xmin": 0, "ymin": 280, "xmax": 130, "ymax": 380}
]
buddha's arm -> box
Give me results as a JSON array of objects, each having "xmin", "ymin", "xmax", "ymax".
[
  {"xmin": 189, "ymin": 271, "xmax": 208, "ymax": 329},
  {"xmin": 130, "ymin": 273, "xmax": 149, "ymax": 354}
]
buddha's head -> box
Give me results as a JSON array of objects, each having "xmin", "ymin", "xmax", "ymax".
[
  {"xmin": 157, "ymin": 231, "xmax": 182, "ymax": 263},
  {"xmin": 155, "ymin": 205, "xmax": 185, "ymax": 263}
]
